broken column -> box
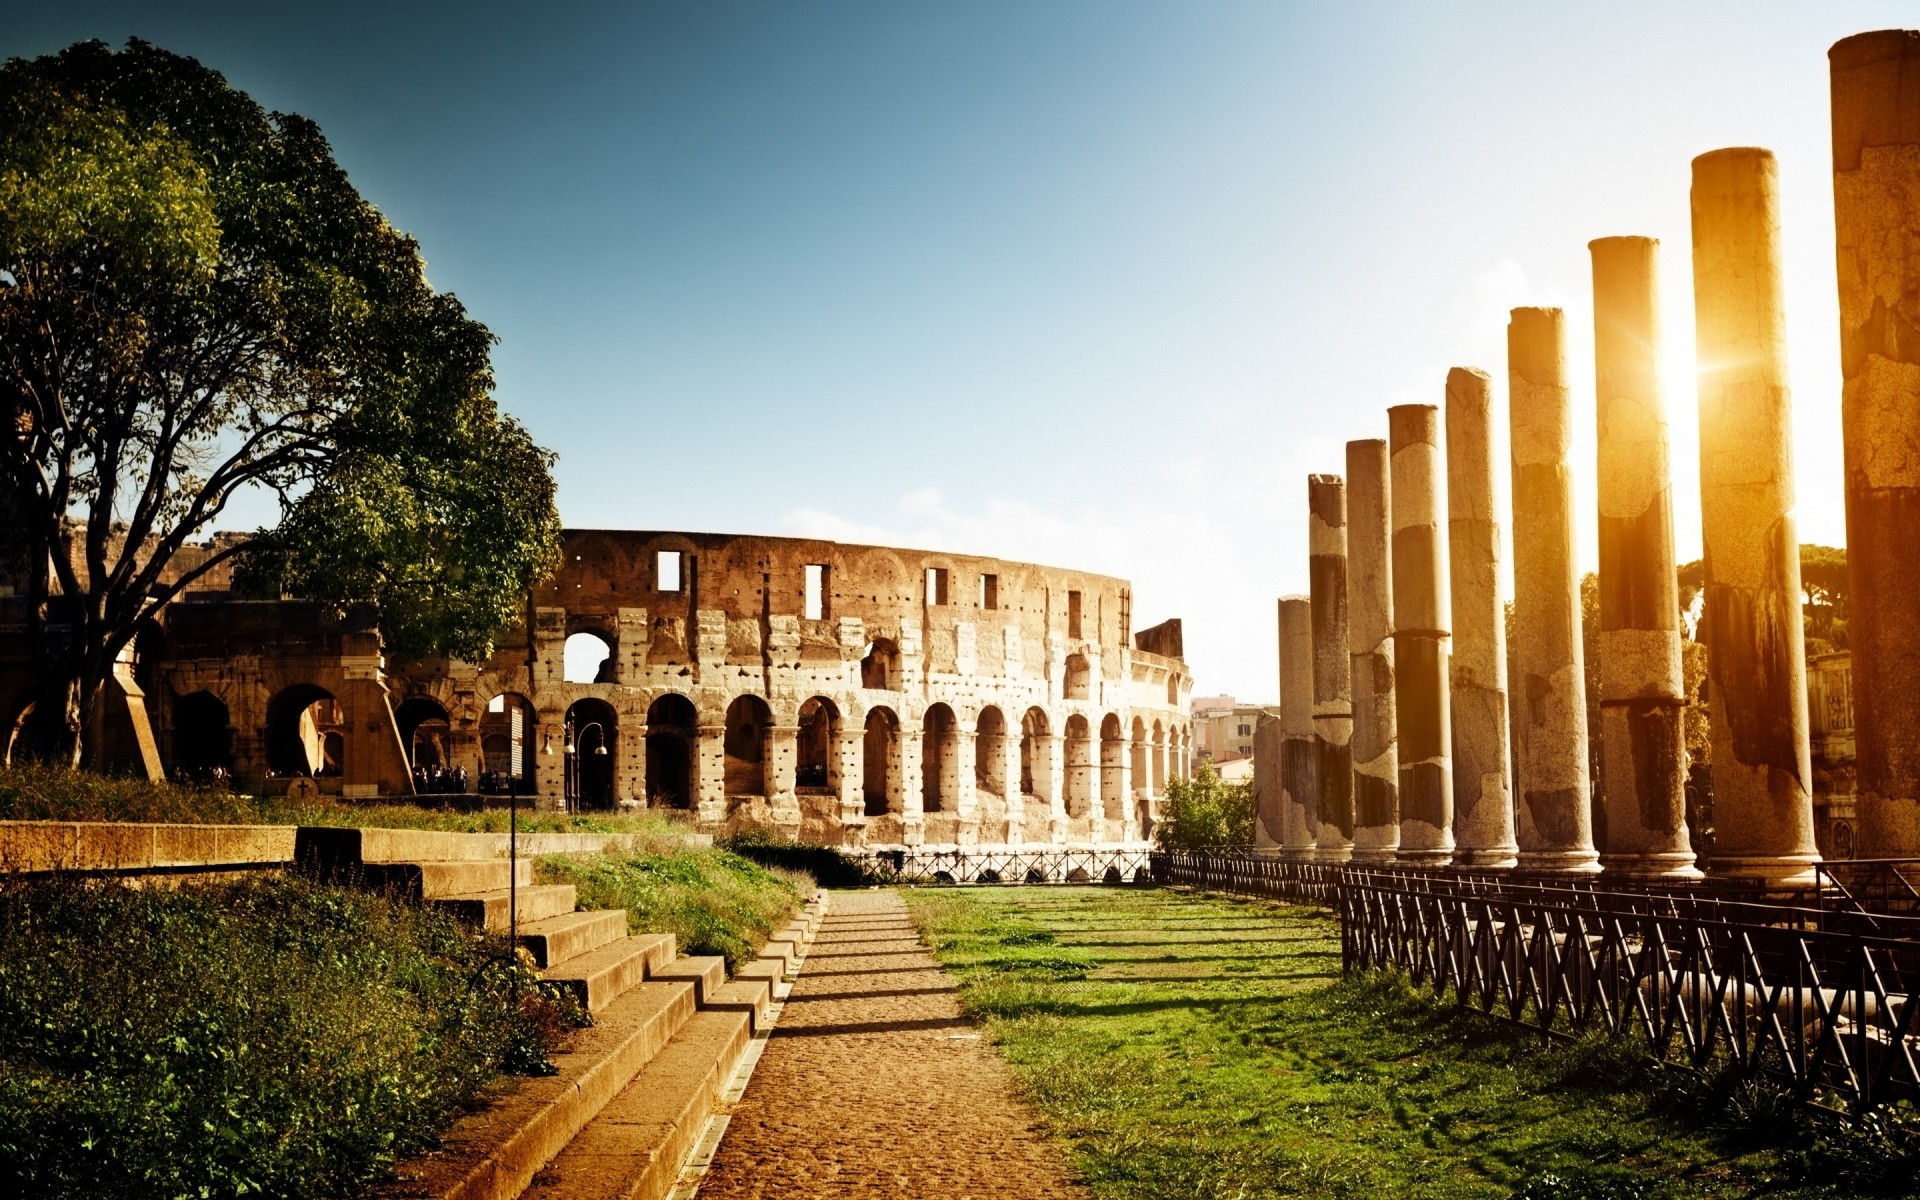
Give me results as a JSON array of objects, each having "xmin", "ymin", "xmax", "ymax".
[
  {"xmin": 1278, "ymin": 594, "xmax": 1319, "ymax": 859},
  {"xmin": 1445, "ymin": 368, "xmax": 1519, "ymax": 868},
  {"xmin": 1388, "ymin": 404, "xmax": 1455, "ymax": 865},
  {"xmin": 1690, "ymin": 147, "xmax": 1819, "ymax": 885},
  {"xmin": 1309, "ymin": 473, "xmax": 1355, "ymax": 862},
  {"xmin": 1508, "ymin": 307, "xmax": 1601, "ymax": 873},
  {"xmin": 1590, "ymin": 235, "xmax": 1701, "ymax": 880},
  {"xmin": 1346, "ymin": 440, "xmax": 1400, "ymax": 862},
  {"xmin": 1832, "ymin": 31, "xmax": 1920, "ymax": 857}
]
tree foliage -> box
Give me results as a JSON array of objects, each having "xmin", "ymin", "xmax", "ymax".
[
  {"xmin": 0, "ymin": 40, "xmax": 560, "ymax": 761},
  {"xmin": 1152, "ymin": 760, "xmax": 1255, "ymax": 852}
]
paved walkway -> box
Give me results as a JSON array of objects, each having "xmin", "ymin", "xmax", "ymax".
[{"xmin": 697, "ymin": 890, "xmax": 1088, "ymax": 1200}]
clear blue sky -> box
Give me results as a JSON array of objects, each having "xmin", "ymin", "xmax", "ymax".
[{"xmin": 7, "ymin": 2, "xmax": 1910, "ymax": 700}]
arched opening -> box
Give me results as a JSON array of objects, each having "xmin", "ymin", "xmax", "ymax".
[
  {"xmin": 563, "ymin": 631, "xmax": 614, "ymax": 685},
  {"xmin": 725, "ymin": 695, "xmax": 772, "ymax": 797},
  {"xmin": 1130, "ymin": 716, "xmax": 1149, "ymax": 794},
  {"xmin": 170, "ymin": 691, "xmax": 233, "ymax": 783},
  {"xmin": 796, "ymin": 697, "xmax": 839, "ymax": 793},
  {"xmin": 921, "ymin": 703, "xmax": 957, "ymax": 813},
  {"xmin": 265, "ymin": 685, "xmax": 342, "ymax": 777},
  {"xmin": 860, "ymin": 639, "xmax": 899, "ymax": 691},
  {"xmin": 646, "ymin": 694, "xmax": 696, "ymax": 808},
  {"xmin": 1152, "ymin": 720, "xmax": 1168, "ymax": 792},
  {"xmin": 1101, "ymin": 713, "xmax": 1126, "ymax": 822},
  {"xmin": 1063, "ymin": 653, "xmax": 1091, "ymax": 701},
  {"xmin": 863, "ymin": 707, "xmax": 899, "ymax": 816},
  {"xmin": 975, "ymin": 706, "xmax": 1008, "ymax": 799},
  {"xmin": 479, "ymin": 693, "xmax": 537, "ymax": 793},
  {"xmin": 1064, "ymin": 714, "xmax": 1094, "ymax": 819},
  {"xmin": 396, "ymin": 697, "xmax": 456, "ymax": 792},
  {"xmin": 565, "ymin": 697, "xmax": 617, "ymax": 809},
  {"xmin": 1020, "ymin": 707, "xmax": 1052, "ymax": 801}
]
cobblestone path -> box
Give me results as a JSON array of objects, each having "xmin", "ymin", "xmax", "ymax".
[{"xmin": 697, "ymin": 890, "xmax": 1088, "ymax": 1200}]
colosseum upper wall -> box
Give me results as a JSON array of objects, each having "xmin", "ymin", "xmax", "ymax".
[{"xmin": 2, "ymin": 528, "xmax": 1193, "ymax": 848}]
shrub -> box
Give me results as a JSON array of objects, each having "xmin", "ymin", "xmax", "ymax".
[
  {"xmin": 717, "ymin": 828, "xmax": 877, "ymax": 887},
  {"xmin": 1151, "ymin": 760, "xmax": 1255, "ymax": 852},
  {"xmin": 0, "ymin": 874, "xmax": 573, "ymax": 1199}
]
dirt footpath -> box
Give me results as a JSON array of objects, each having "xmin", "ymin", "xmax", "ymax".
[{"xmin": 697, "ymin": 889, "xmax": 1088, "ymax": 1200}]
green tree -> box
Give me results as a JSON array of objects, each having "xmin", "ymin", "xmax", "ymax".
[
  {"xmin": 1152, "ymin": 760, "xmax": 1255, "ymax": 852},
  {"xmin": 0, "ymin": 41, "xmax": 560, "ymax": 765},
  {"xmin": 1799, "ymin": 543, "xmax": 1848, "ymax": 652}
]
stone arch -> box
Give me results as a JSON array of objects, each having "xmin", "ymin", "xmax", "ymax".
[
  {"xmin": 565, "ymin": 697, "xmax": 618, "ymax": 809},
  {"xmin": 479, "ymin": 692, "xmax": 537, "ymax": 790},
  {"xmin": 395, "ymin": 697, "xmax": 451, "ymax": 770},
  {"xmin": 1019, "ymin": 706, "xmax": 1052, "ymax": 800},
  {"xmin": 170, "ymin": 690, "xmax": 234, "ymax": 781},
  {"xmin": 1064, "ymin": 714, "xmax": 1094, "ymax": 819},
  {"xmin": 975, "ymin": 706, "xmax": 1008, "ymax": 798},
  {"xmin": 860, "ymin": 638, "xmax": 899, "ymax": 691},
  {"xmin": 1130, "ymin": 716, "xmax": 1149, "ymax": 794},
  {"xmin": 921, "ymin": 703, "xmax": 958, "ymax": 813},
  {"xmin": 1100, "ymin": 713, "xmax": 1126, "ymax": 821},
  {"xmin": 863, "ymin": 706, "xmax": 900, "ymax": 816},
  {"xmin": 265, "ymin": 684, "xmax": 342, "ymax": 778},
  {"xmin": 563, "ymin": 630, "xmax": 614, "ymax": 684},
  {"xmin": 1152, "ymin": 719, "xmax": 1168, "ymax": 792},
  {"xmin": 725, "ymin": 694, "xmax": 773, "ymax": 797},
  {"xmin": 646, "ymin": 693, "xmax": 696, "ymax": 808},
  {"xmin": 796, "ymin": 697, "xmax": 840, "ymax": 793},
  {"xmin": 1063, "ymin": 653, "xmax": 1091, "ymax": 701}
]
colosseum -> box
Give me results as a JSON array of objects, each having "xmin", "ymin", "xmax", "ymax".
[{"xmin": 6, "ymin": 530, "xmax": 1194, "ymax": 847}]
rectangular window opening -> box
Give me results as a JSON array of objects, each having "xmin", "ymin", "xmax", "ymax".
[
  {"xmin": 656, "ymin": 550, "xmax": 683, "ymax": 593},
  {"xmin": 1067, "ymin": 589, "xmax": 1083, "ymax": 639},
  {"xmin": 804, "ymin": 563, "xmax": 828, "ymax": 621},
  {"xmin": 926, "ymin": 567, "xmax": 949, "ymax": 606},
  {"xmin": 980, "ymin": 573, "xmax": 998, "ymax": 610}
]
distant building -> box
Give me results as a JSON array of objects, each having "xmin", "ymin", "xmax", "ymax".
[
  {"xmin": 1808, "ymin": 650, "xmax": 1858, "ymax": 860},
  {"xmin": 1193, "ymin": 696, "xmax": 1273, "ymax": 765}
]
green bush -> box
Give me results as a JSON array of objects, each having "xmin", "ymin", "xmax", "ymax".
[
  {"xmin": 1151, "ymin": 760, "xmax": 1255, "ymax": 852},
  {"xmin": 717, "ymin": 828, "xmax": 877, "ymax": 887},
  {"xmin": 0, "ymin": 875, "xmax": 574, "ymax": 1199},
  {"xmin": 539, "ymin": 844, "xmax": 810, "ymax": 971}
]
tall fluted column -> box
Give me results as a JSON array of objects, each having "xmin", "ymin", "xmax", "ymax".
[
  {"xmin": 1832, "ymin": 32, "xmax": 1920, "ymax": 856},
  {"xmin": 1346, "ymin": 440, "xmax": 1400, "ymax": 862},
  {"xmin": 1691, "ymin": 148, "xmax": 1819, "ymax": 885},
  {"xmin": 1309, "ymin": 474, "xmax": 1355, "ymax": 862},
  {"xmin": 1508, "ymin": 308, "xmax": 1601, "ymax": 873},
  {"xmin": 1590, "ymin": 236, "xmax": 1701, "ymax": 880},
  {"xmin": 1278, "ymin": 595, "xmax": 1319, "ymax": 859},
  {"xmin": 1446, "ymin": 368, "xmax": 1519, "ymax": 868},
  {"xmin": 1389, "ymin": 404, "xmax": 1455, "ymax": 865}
]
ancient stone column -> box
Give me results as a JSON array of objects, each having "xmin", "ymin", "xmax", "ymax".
[
  {"xmin": 1590, "ymin": 236, "xmax": 1701, "ymax": 880},
  {"xmin": 1445, "ymin": 368, "xmax": 1519, "ymax": 868},
  {"xmin": 1278, "ymin": 594, "xmax": 1319, "ymax": 859},
  {"xmin": 1389, "ymin": 404, "xmax": 1455, "ymax": 865},
  {"xmin": 1309, "ymin": 474, "xmax": 1355, "ymax": 862},
  {"xmin": 1346, "ymin": 440, "xmax": 1400, "ymax": 861},
  {"xmin": 1508, "ymin": 307, "xmax": 1601, "ymax": 873},
  {"xmin": 1832, "ymin": 32, "xmax": 1920, "ymax": 856},
  {"xmin": 1691, "ymin": 148, "xmax": 1819, "ymax": 885}
]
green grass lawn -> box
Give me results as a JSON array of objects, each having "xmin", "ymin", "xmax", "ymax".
[{"xmin": 905, "ymin": 885, "xmax": 1886, "ymax": 1200}]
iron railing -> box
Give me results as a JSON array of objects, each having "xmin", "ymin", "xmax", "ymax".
[{"xmin": 841, "ymin": 845, "xmax": 1152, "ymax": 885}]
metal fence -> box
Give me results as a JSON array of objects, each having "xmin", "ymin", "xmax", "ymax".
[{"xmin": 842, "ymin": 845, "xmax": 1153, "ymax": 885}]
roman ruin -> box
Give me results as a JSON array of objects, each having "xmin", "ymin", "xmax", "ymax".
[
  {"xmin": 1, "ymin": 530, "xmax": 1192, "ymax": 849},
  {"xmin": 1309, "ymin": 474, "xmax": 1356, "ymax": 862},
  {"xmin": 1507, "ymin": 307, "xmax": 1601, "ymax": 874},
  {"xmin": 1831, "ymin": 30, "xmax": 1920, "ymax": 858},
  {"xmin": 1589, "ymin": 235, "xmax": 1700, "ymax": 880},
  {"xmin": 1690, "ymin": 148, "xmax": 1820, "ymax": 885},
  {"xmin": 1443, "ymin": 368, "xmax": 1519, "ymax": 869},
  {"xmin": 1387, "ymin": 404, "xmax": 1454, "ymax": 865},
  {"xmin": 1277, "ymin": 595, "xmax": 1319, "ymax": 859},
  {"xmin": 1345, "ymin": 439, "xmax": 1400, "ymax": 862}
]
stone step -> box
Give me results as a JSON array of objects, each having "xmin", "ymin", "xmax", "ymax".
[
  {"xmin": 734, "ymin": 958, "xmax": 784, "ymax": 988},
  {"xmin": 360, "ymin": 857, "xmax": 533, "ymax": 900},
  {"xmin": 518, "ymin": 910, "xmax": 631, "ymax": 969},
  {"xmin": 545, "ymin": 934, "xmax": 677, "ymax": 1013},
  {"xmin": 519, "ymin": 1009, "xmax": 754, "ymax": 1200},
  {"xmin": 647, "ymin": 955, "xmax": 726, "ymax": 1006},
  {"xmin": 371, "ymin": 980, "xmax": 698, "ymax": 1200},
  {"xmin": 704, "ymin": 976, "xmax": 774, "ymax": 1033},
  {"xmin": 433, "ymin": 884, "xmax": 579, "ymax": 933}
]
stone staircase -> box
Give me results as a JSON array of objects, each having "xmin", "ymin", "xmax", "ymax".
[{"xmin": 294, "ymin": 828, "xmax": 823, "ymax": 1200}]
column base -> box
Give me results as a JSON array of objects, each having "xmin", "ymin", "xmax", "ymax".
[
  {"xmin": 1396, "ymin": 848, "xmax": 1455, "ymax": 868},
  {"xmin": 1600, "ymin": 851, "xmax": 1703, "ymax": 882},
  {"xmin": 1449, "ymin": 846, "xmax": 1519, "ymax": 871},
  {"xmin": 1350, "ymin": 847, "xmax": 1400, "ymax": 864},
  {"xmin": 1312, "ymin": 846, "xmax": 1354, "ymax": 864},
  {"xmin": 1707, "ymin": 853, "xmax": 1820, "ymax": 889},
  {"xmin": 1277, "ymin": 847, "xmax": 1318, "ymax": 862},
  {"xmin": 1515, "ymin": 849, "xmax": 1602, "ymax": 874}
]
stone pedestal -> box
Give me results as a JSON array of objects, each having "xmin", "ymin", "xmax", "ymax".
[
  {"xmin": 1309, "ymin": 473, "xmax": 1355, "ymax": 862},
  {"xmin": 1278, "ymin": 595, "xmax": 1319, "ymax": 859},
  {"xmin": 1590, "ymin": 235, "xmax": 1700, "ymax": 880},
  {"xmin": 1832, "ymin": 31, "xmax": 1920, "ymax": 857},
  {"xmin": 1388, "ymin": 404, "xmax": 1454, "ymax": 865},
  {"xmin": 1508, "ymin": 307, "xmax": 1602, "ymax": 873},
  {"xmin": 1691, "ymin": 147, "xmax": 1819, "ymax": 886},
  {"xmin": 1445, "ymin": 368, "xmax": 1519, "ymax": 868},
  {"xmin": 1346, "ymin": 440, "xmax": 1400, "ymax": 862}
]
